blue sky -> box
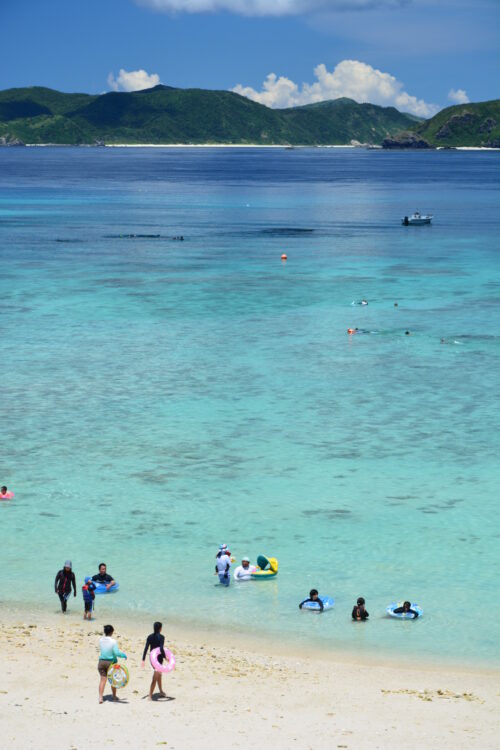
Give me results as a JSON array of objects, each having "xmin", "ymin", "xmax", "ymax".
[{"xmin": 0, "ymin": 0, "xmax": 498, "ymax": 115}]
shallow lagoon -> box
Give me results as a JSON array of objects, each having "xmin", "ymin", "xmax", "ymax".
[{"xmin": 1, "ymin": 147, "xmax": 499, "ymax": 664}]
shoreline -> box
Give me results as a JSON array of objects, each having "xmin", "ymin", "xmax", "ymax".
[
  {"xmin": 1, "ymin": 603, "xmax": 498, "ymax": 749},
  {"xmin": 2, "ymin": 599, "xmax": 498, "ymax": 677},
  {"xmin": 12, "ymin": 142, "xmax": 500, "ymax": 150}
]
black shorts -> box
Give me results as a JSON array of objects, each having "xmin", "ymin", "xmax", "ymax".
[{"xmin": 84, "ymin": 601, "xmax": 93, "ymax": 612}]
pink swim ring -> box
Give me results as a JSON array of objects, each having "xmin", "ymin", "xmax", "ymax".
[
  {"xmin": 0, "ymin": 491, "xmax": 14, "ymax": 500},
  {"xmin": 150, "ymin": 647, "xmax": 175, "ymax": 673}
]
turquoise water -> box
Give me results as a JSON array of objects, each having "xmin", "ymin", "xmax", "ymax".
[{"xmin": 1, "ymin": 147, "xmax": 499, "ymax": 665}]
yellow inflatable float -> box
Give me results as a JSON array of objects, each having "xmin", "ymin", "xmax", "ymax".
[{"xmin": 251, "ymin": 555, "xmax": 278, "ymax": 579}]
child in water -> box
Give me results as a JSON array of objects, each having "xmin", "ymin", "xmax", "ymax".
[
  {"xmin": 82, "ymin": 576, "xmax": 96, "ymax": 620},
  {"xmin": 299, "ymin": 589, "xmax": 324, "ymax": 612},
  {"xmin": 393, "ymin": 601, "xmax": 419, "ymax": 618}
]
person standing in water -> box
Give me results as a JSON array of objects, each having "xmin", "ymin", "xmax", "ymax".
[
  {"xmin": 98, "ymin": 624, "xmax": 127, "ymax": 704},
  {"xmin": 352, "ymin": 597, "xmax": 369, "ymax": 621},
  {"xmin": 215, "ymin": 548, "xmax": 232, "ymax": 586},
  {"xmin": 141, "ymin": 621, "xmax": 167, "ymax": 700},
  {"xmin": 54, "ymin": 560, "xmax": 77, "ymax": 612}
]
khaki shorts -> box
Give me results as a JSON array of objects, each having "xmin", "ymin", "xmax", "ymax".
[{"xmin": 98, "ymin": 659, "xmax": 113, "ymax": 677}]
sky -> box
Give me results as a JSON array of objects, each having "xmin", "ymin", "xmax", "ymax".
[{"xmin": 0, "ymin": 0, "xmax": 498, "ymax": 116}]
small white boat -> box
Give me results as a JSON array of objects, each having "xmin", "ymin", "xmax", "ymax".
[{"xmin": 402, "ymin": 210, "xmax": 432, "ymax": 226}]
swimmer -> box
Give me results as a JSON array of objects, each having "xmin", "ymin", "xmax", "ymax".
[
  {"xmin": 92, "ymin": 563, "xmax": 116, "ymax": 592},
  {"xmin": 348, "ymin": 328, "xmax": 374, "ymax": 335},
  {"xmin": 1, "ymin": 485, "xmax": 13, "ymax": 498},
  {"xmin": 351, "ymin": 300, "xmax": 368, "ymax": 306},
  {"xmin": 394, "ymin": 302, "xmax": 398, "ymax": 307},
  {"xmin": 352, "ymin": 597, "xmax": 369, "ymax": 621},
  {"xmin": 233, "ymin": 557, "xmax": 253, "ymax": 581},
  {"xmin": 405, "ymin": 330, "xmax": 411, "ymax": 336},
  {"xmin": 299, "ymin": 589, "xmax": 324, "ymax": 612},
  {"xmin": 393, "ymin": 601, "xmax": 419, "ymax": 618}
]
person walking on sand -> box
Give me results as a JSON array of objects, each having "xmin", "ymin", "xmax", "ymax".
[
  {"xmin": 98, "ymin": 624, "xmax": 127, "ymax": 704},
  {"xmin": 141, "ymin": 621, "xmax": 167, "ymax": 700},
  {"xmin": 54, "ymin": 560, "xmax": 76, "ymax": 613}
]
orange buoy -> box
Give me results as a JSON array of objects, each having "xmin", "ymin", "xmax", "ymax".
[{"xmin": 281, "ymin": 254, "xmax": 287, "ymax": 261}]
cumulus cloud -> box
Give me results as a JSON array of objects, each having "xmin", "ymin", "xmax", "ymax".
[
  {"xmin": 233, "ymin": 60, "xmax": 439, "ymax": 117},
  {"xmin": 448, "ymin": 88, "xmax": 469, "ymax": 104},
  {"xmin": 135, "ymin": 0, "xmax": 409, "ymax": 16},
  {"xmin": 107, "ymin": 68, "xmax": 161, "ymax": 92}
]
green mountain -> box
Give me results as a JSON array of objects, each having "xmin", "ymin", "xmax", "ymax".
[
  {"xmin": 383, "ymin": 99, "xmax": 500, "ymax": 148},
  {"xmin": 0, "ymin": 85, "xmax": 419, "ymax": 146}
]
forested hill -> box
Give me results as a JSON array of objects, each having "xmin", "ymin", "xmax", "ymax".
[
  {"xmin": 0, "ymin": 85, "xmax": 419, "ymax": 146},
  {"xmin": 383, "ymin": 99, "xmax": 500, "ymax": 148}
]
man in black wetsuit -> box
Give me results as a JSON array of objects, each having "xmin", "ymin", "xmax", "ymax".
[
  {"xmin": 299, "ymin": 589, "xmax": 324, "ymax": 612},
  {"xmin": 141, "ymin": 621, "xmax": 168, "ymax": 700},
  {"xmin": 54, "ymin": 560, "xmax": 77, "ymax": 612},
  {"xmin": 92, "ymin": 562, "xmax": 116, "ymax": 592},
  {"xmin": 393, "ymin": 601, "xmax": 419, "ymax": 618}
]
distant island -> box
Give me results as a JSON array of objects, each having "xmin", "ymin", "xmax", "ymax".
[
  {"xmin": 383, "ymin": 99, "xmax": 500, "ymax": 149},
  {"xmin": 0, "ymin": 85, "xmax": 498, "ymax": 148}
]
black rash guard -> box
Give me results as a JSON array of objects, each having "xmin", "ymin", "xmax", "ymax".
[
  {"xmin": 142, "ymin": 632, "xmax": 166, "ymax": 663},
  {"xmin": 92, "ymin": 572, "xmax": 114, "ymax": 584},
  {"xmin": 54, "ymin": 569, "xmax": 76, "ymax": 595},
  {"xmin": 299, "ymin": 597, "xmax": 324, "ymax": 611},
  {"xmin": 393, "ymin": 606, "xmax": 419, "ymax": 618}
]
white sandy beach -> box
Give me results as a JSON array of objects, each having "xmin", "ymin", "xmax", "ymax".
[{"xmin": 1, "ymin": 606, "xmax": 498, "ymax": 749}]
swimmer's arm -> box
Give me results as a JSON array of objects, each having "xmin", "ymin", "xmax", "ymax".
[
  {"xmin": 299, "ymin": 599, "xmax": 309, "ymax": 609},
  {"xmin": 106, "ymin": 577, "xmax": 116, "ymax": 590}
]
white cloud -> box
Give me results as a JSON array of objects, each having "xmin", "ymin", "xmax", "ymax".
[
  {"xmin": 135, "ymin": 0, "xmax": 409, "ymax": 16},
  {"xmin": 448, "ymin": 88, "xmax": 469, "ymax": 104},
  {"xmin": 233, "ymin": 60, "xmax": 439, "ymax": 117},
  {"xmin": 107, "ymin": 69, "xmax": 161, "ymax": 92}
]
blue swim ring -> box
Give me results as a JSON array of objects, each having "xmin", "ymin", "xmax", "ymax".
[
  {"xmin": 301, "ymin": 596, "xmax": 335, "ymax": 612},
  {"xmin": 386, "ymin": 602, "xmax": 422, "ymax": 619},
  {"xmin": 93, "ymin": 581, "xmax": 119, "ymax": 594}
]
